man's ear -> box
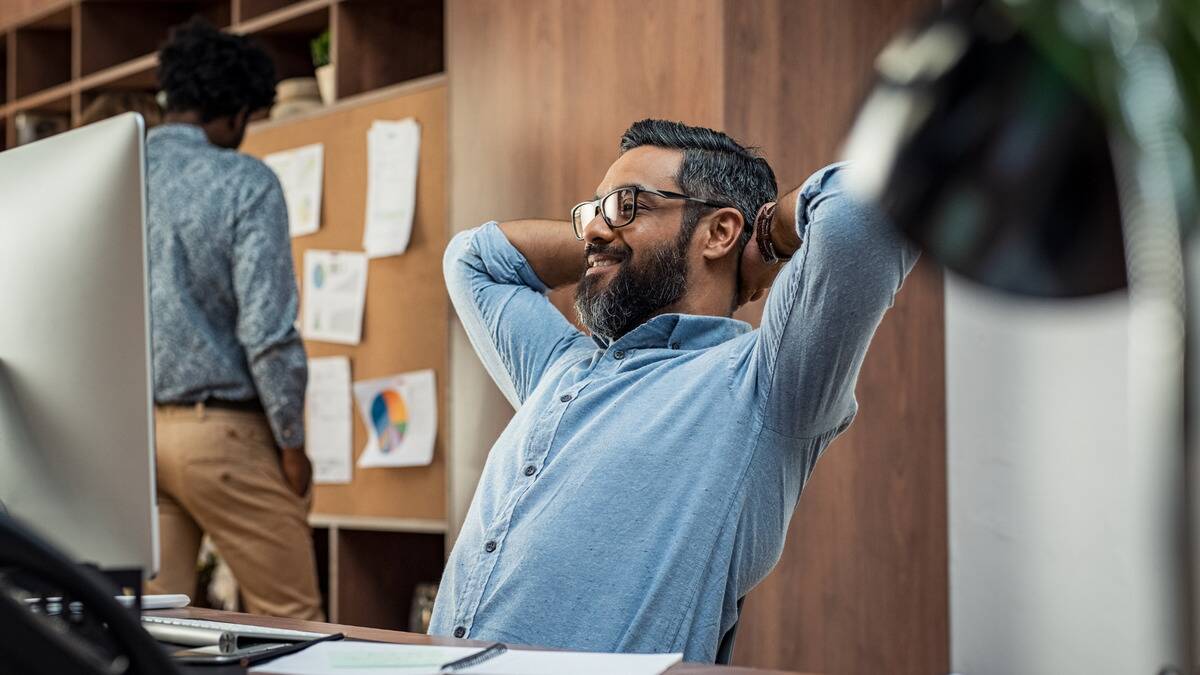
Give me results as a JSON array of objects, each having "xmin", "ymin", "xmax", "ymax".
[{"xmin": 699, "ymin": 207, "xmax": 745, "ymax": 261}]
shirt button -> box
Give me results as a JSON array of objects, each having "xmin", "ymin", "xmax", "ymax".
[
  {"xmin": 484, "ymin": 540, "xmax": 497, "ymax": 553},
  {"xmin": 613, "ymin": 350, "xmax": 625, "ymax": 360},
  {"xmin": 453, "ymin": 626, "xmax": 466, "ymax": 638},
  {"xmin": 559, "ymin": 393, "xmax": 573, "ymax": 403},
  {"xmin": 670, "ymin": 342, "xmax": 681, "ymax": 350},
  {"xmin": 523, "ymin": 465, "xmax": 536, "ymax": 477}
]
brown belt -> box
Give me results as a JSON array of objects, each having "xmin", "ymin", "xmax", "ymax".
[{"xmin": 159, "ymin": 399, "xmax": 264, "ymax": 414}]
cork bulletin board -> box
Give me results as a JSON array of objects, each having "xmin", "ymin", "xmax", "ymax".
[{"xmin": 241, "ymin": 76, "xmax": 447, "ymax": 521}]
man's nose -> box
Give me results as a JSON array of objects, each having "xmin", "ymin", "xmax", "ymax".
[{"xmin": 581, "ymin": 211, "xmax": 616, "ymax": 244}]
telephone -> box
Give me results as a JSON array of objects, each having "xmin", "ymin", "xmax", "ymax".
[{"xmin": 0, "ymin": 512, "xmax": 180, "ymax": 674}]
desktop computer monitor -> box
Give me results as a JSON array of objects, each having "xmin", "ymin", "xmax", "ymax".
[{"xmin": 0, "ymin": 112, "xmax": 157, "ymax": 580}]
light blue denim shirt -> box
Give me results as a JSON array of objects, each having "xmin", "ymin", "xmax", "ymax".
[
  {"xmin": 146, "ymin": 124, "xmax": 307, "ymax": 448},
  {"xmin": 430, "ymin": 164, "xmax": 918, "ymax": 662}
]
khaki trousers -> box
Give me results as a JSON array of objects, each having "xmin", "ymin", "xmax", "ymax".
[{"xmin": 146, "ymin": 404, "xmax": 324, "ymax": 621}]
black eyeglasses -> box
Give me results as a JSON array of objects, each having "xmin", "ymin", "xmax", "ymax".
[{"xmin": 570, "ymin": 186, "xmax": 730, "ymax": 240}]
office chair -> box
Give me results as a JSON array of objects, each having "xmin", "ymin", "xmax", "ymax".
[{"xmin": 714, "ymin": 596, "xmax": 745, "ymax": 665}]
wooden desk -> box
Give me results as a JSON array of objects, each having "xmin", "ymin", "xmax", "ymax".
[{"xmin": 150, "ymin": 608, "xmax": 810, "ymax": 675}]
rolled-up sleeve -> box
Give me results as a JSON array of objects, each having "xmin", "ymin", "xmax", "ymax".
[
  {"xmin": 231, "ymin": 167, "xmax": 308, "ymax": 448},
  {"xmin": 444, "ymin": 222, "xmax": 584, "ymax": 409},
  {"xmin": 752, "ymin": 163, "xmax": 920, "ymax": 439}
]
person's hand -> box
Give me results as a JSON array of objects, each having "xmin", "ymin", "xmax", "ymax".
[
  {"xmin": 738, "ymin": 231, "xmax": 786, "ymax": 307},
  {"xmin": 279, "ymin": 446, "xmax": 312, "ymax": 497}
]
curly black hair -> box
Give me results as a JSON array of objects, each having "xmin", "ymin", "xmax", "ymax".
[{"xmin": 157, "ymin": 17, "xmax": 276, "ymax": 122}]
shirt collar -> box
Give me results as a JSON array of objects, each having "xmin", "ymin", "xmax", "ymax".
[
  {"xmin": 147, "ymin": 123, "xmax": 210, "ymax": 146},
  {"xmin": 591, "ymin": 313, "xmax": 750, "ymax": 352}
]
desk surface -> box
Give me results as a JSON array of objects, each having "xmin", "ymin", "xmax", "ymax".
[{"xmin": 151, "ymin": 608, "xmax": 809, "ymax": 675}]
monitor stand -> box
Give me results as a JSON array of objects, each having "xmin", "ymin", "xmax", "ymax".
[{"xmin": 88, "ymin": 565, "xmax": 144, "ymax": 613}]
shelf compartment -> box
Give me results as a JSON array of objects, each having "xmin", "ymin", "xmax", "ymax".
[
  {"xmin": 334, "ymin": 529, "xmax": 443, "ymax": 630},
  {"xmin": 9, "ymin": 87, "xmax": 72, "ymax": 146},
  {"xmin": 237, "ymin": 0, "xmax": 312, "ymax": 23},
  {"xmin": 12, "ymin": 8, "xmax": 72, "ymax": 99},
  {"xmin": 236, "ymin": 0, "xmax": 329, "ymax": 83},
  {"xmin": 312, "ymin": 525, "xmax": 332, "ymax": 622},
  {"xmin": 77, "ymin": 52, "xmax": 160, "ymax": 127},
  {"xmin": 77, "ymin": 52, "xmax": 158, "ymax": 92},
  {"xmin": 334, "ymin": 0, "xmax": 443, "ymax": 100},
  {"xmin": 78, "ymin": 87, "xmax": 163, "ymax": 128},
  {"xmin": 78, "ymin": 1, "xmax": 231, "ymax": 78}
]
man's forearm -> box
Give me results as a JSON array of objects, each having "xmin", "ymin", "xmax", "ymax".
[{"xmin": 498, "ymin": 219, "xmax": 586, "ymax": 289}]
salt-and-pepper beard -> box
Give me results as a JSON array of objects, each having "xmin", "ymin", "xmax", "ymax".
[{"xmin": 574, "ymin": 231, "xmax": 691, "ymax": 341}]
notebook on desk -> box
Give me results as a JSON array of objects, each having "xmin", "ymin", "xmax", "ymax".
[{"xmin": 249, "ymin": 641, "xmax": 683, "ymax": 675}]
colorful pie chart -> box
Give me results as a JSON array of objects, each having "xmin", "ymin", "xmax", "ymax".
[{"xmin": 370, "ymin": 388, "xmax": 408, "ymax": 454}]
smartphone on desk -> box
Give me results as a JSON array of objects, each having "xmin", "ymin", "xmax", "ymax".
[{"xmin": 171, "ymin": 642, "xmax": 290, "ymax": 665}]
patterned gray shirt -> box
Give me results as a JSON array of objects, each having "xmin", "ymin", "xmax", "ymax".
[{"xmin": 146, "ymin": 123, "xmax": 306, "ymax": 448}]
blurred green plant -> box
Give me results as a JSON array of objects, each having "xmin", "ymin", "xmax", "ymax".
[
  {"xmin": 1006, "ymin": 0, "xmax": 1199, "ymax": 220},
  {"xmin": 311, "ymin": 28, "xmax": 331, "ymax": 68}
]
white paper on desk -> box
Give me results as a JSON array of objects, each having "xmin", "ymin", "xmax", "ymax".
[
  {"xmin": 301, "ymin": 250, "xmax": 368, "ymax": 345},
  {"xmin": 263, "ymin": 143, "xmax": 324, "ymax": 237},
  {"xmin": 363, "ymin": 118, "xmax": 420, "ymax": 258},
  {"xmin": 304, "ymin": 356, "xmax": 353, "ymax": 484},
  {"xmin": 249, "ymin": 641, "xmax": 683, "ymax": 675},
  {"xmin": 352, "ymin": 369, "xmax": 436, "ymax": 468}
]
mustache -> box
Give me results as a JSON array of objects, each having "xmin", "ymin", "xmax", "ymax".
[{"xmin": 584, "ymin": 242, "xmax": 631, "ymax": 262}]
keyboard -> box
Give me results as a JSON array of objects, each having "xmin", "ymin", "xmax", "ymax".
[{"xmin": 141, "ymin": 614, "xmax": 329, "ymax": 648}]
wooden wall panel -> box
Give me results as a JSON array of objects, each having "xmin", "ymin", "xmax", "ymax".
[
  {"xmin": 723, "ymin": 4, "xmax": 947, "ymax": 674},
  {"xmin": 449, "ymin": 0, "xmax": 726, "ymax": 231}
]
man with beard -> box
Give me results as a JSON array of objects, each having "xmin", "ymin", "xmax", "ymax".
[{"xmin": 432, "ymin": 119, "xmax": 918, "ymax": 661}]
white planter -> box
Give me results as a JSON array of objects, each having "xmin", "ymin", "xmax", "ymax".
[{"xmin": 316, "ymin": 64, "xmax": 335, "ymax": 105}]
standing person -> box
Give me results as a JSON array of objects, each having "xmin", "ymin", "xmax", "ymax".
[
  {"xmin": 431, "ymin": 119, "xmax": 918, "ymax": 661},
  {"xmin": 143, "ymin": 18, "xmax": 322, "ymax": 621}
]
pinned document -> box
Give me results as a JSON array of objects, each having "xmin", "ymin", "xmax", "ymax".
[
  {"xmin": 352, "ymin": 369, "xmax": 436, "ymax": 468},
  {"xmin": 263, "ymin": 143, "xmax": 324, "ymax": 237},
  {"xmin": 304, "ymin": 356, "xmax": 353, "ymax": 484},
  {"xmin": 301, "ymin": 250, "xmax": 368, "ymax": 345},
  {"xmin": 363, "ymin": 118, "xmax": 420, "ymax": 258}
]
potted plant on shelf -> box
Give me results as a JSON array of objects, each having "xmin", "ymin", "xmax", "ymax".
[{"xmin": 312, "ymin": 29, "xmax": 333, "ymax": 105}]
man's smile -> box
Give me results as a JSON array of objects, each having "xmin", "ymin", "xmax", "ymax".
[{"xmin": 586, "ymin": 253, "xmax": 623, "ymax": 276}]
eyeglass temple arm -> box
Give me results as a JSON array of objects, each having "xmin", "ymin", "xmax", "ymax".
[{"xmin": 646, "ymin": 188, "xmax": 729, "ymax": 209}]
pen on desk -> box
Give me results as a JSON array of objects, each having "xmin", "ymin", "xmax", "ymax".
[
  {"xmin": 439, "ymin": 642, "xmax": 508, "ymax": 672},
  {"xmin": 238, "ymin": 631, "xmax": 345, "ymax": 667}
]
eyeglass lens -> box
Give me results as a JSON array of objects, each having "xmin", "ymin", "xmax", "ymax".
[{"xmin": 573, "ymin": 188, "xmax": 637, "ymax": 238}]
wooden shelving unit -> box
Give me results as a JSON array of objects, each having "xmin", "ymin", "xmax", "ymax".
[{"xmin": 0, "ymin": 0, "xmax": 444, "ymax": 149}]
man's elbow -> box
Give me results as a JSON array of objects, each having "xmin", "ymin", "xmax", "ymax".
[{"xmin": 443, "ymin": 227, "xmax": 479, "ymax": 293}]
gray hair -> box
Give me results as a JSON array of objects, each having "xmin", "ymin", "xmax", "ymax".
[{"xmin": 618, "ymin": 119, "xmax": 778, "ymax": 248}]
